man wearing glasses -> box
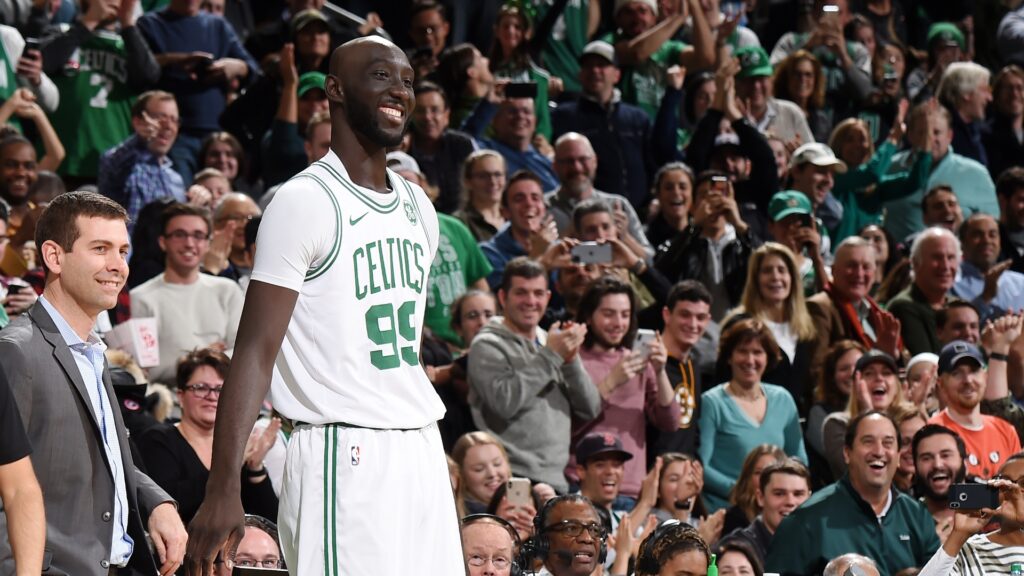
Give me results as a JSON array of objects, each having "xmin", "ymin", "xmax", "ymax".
[
  {"xmin": 461, "ymin": 515, "xmax": 518, "ymax": 576},
  {"xmin": 130, "ymin": 202, "xmax": 244, "ymax": 383},
  {"xmin": 216, "ymin": 515, "xmax": 287, "ymax": 574},
  {"xmin": 530, "ymin": 494, "xmax": 607, "ymax": 576}
]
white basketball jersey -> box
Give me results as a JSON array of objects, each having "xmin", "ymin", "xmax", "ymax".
[{"xmin": 251, "ymin": 151, "xmax": 445, "ymax": 429}]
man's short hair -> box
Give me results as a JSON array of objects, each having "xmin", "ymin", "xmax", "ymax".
[
  {"xmin": 844, "ymin": 410, "xmax": 900, "ymax": 450},
  {"xmin": 757, "ymin": 457, "xmax": 811, "ymax": 494},
  {"xmin": 833, "ymin": 235, "xmax": 875, "ymax": 260},
  {"xmin": 35, "ymin": 191, "xmax": 128, "ymax": 274},
  {"xmin": 501, "ymin": 169, "xmax": 544, "ymax": 208},
  {"xmin": 936, "ymin": 299, "xmax": 980, "ymax": 330},
  {"xmin": 576, "ymin": 275, "xmax": 638, "ymax": 348},
  {"xmin": 910, "ymin": 226, "xmax": 961, "ymax": 269},
  {"xmin": 959, "ymin": 212, "xmax": 998, "ymax": 242},
  {"xmin": 175, "ymin": 347, "xmax": 230, "ymax": 390},
  {"xmin": 131, "ymin": 90, "xmax": 176, "ymax": 118},
  {"xmin": 937, "ymin": 62, "xmax": 991, "ymax": 109},
  {"xmin": 499, "ymin": 256, "xmax": 546, "ymax": 293},
  {"xmin": 160, "ymin": 202, "xmax": 212, "ymax": 236},
  {"xmin": 665, "ymin": 280, "xmax": 712, "ymax": 311},
  {"xmin": 996, "ymin": 166, "xmax": 1024, "ymax": 200},
  {"xmin": 718, "ymin": 318, "xmax": 780, "ymax": 372},
  {"xmin": 912, "ymin": 424, "xmax": 967, "ymax": 462},
  {"xmin": 305, "ymin": 110, "xmax": 331, "ymax": 141},
  {"xmin": 0, "ymin": 134, "xmax": 32, "ymax": 159},
  {"xmin": 571, "ymin": 198, "xmax": 613, "ymax": 233},
  {"xmin": 193, "ymin": 167, "xmax": 227, "ymax": 185},
  {"xmin": 410, "ymin": 0, "xmax": 447, "ymax": 21},
  {"xmin": 920, "ymin": 184, "xmax": 955, "ymax": 213}
]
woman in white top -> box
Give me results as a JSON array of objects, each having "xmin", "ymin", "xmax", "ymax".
[
  {"xmin": 919, "ymin": 454, "xmax": 1024, "ymax": 575},
  {"xmin": 718, "ymin": 242, "xmax": 819, "ymax": 416}
]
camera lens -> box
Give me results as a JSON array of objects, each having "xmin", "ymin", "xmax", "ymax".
[
  {"xmin": 959, "ymin": 492, "xmax": 969, "ymax": 501},
  {"xmin": 950, "ymin": 502, "xmax": 960, "ymax": 509}
]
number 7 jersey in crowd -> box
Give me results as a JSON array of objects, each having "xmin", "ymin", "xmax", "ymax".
[{"xmin": 251, "ymin": 150, "xmax": 446, "ymax": 429}]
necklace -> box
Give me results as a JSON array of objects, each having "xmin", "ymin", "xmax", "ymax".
[{"xmin": 727, "ymin": 382, "xmax": 764, "ymax": 401}]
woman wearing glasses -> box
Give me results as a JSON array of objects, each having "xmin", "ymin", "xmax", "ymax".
[{"xmin": 136, "ymin": 348, "xmax": 278, "ymax": 524}]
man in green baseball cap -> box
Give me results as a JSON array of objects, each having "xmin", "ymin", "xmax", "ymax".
[{"xmin": 734, "ymin": 46, "xmax": 814, "ymax": 145}]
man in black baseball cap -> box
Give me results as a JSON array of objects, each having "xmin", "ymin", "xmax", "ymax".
[
  {"xmin": 574, "ymin": 433, "xmax": 633, "ymax": 515},
  {"xmin": 928, "ymin": 340, "xmax": 1021, "ymax": 479}
]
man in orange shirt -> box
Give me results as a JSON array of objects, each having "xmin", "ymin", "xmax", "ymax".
[{"xmin": 928, "ymin": 340, "xmax": 1020, "ymax": 479}]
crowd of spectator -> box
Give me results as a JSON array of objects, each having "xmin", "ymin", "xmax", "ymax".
[{"xmin": 2, "ymin": 0, "xmax": 1024, "ymax": 574}]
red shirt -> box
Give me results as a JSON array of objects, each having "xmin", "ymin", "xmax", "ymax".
[{"xmin": 929, "ymin": 410, "xmax": 1022, "ymax": 479}]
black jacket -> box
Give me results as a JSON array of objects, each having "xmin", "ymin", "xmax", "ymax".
[
  {"xmin": 985, "ymin": 113, "xmax": 1024, "ymax": 181},
  {"xmin": 654, "ymin": 223, "xmax": 761, "ymax": 311}
]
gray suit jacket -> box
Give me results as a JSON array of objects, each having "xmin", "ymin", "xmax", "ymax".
[{"xmin": 0, "ymin": 305, "xmax": 172, "ymax": 575}]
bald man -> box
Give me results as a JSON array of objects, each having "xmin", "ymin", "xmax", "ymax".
[{"xmin": 184, "ymin": 37, "xmax": 464, "ymax": 576}]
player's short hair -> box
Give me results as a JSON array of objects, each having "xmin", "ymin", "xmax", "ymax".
[
  {"xmin": 131, "ymin": 90, "xmax": 176, "ymax": 118},
  {"xmin": 35, "ymin": 191, "xmax": 128, "ymax": 275},
  {"xmin": 175, "ymin": 347, "xmax": 230, "ymax": 390},
  {"xmin": 305, "ymin": 110, "xmax": 331, "ymax": 141},
  {"xmin": 499, "ymin": 257, "xmax": 546, "ymax": 294},
  {"xmin": 160, "ymin": 202, "xmax": 212, "ymax": 236},
  {"xmin": 571, "ymin": 198, "xmax": 613, "ymax": 233},
  {"xmin": 501, "ymin": 170, "xmax": 544, "ymax": 207}
]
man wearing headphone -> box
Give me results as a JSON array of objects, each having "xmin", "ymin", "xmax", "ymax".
[
  {"xmin": 521, "ymin": 495, "xmax": 607, "ymax": 576},
  {"xmin": 461, "ymin": 514, "xmax": 521, "ymax": 576}
]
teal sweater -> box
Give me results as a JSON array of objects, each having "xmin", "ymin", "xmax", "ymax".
[
  {"xmin": 698, "ymin": 383, "xmax": 807, "ymax": 511},
  {"xmin": 832, "ymin": 142, "xmax": 932, "ymax": 243}
]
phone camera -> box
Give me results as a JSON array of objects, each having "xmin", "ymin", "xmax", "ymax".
[
  {"xmin": 950, "ymin": 502, "xmax": 960, "ymax": 509},
  {"xmin": 959, "ymin": 492, "xmax": 969, "ymax": 502}
]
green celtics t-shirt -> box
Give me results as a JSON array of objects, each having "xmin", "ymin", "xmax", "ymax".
[
  {"xmin": 48, "ymin": 27, "xmax": 134, "ymax": 178},
  {"xmin": 425, "ymin": 214, "xmax": 493, "ymax": 346},
  {"xmin": 534, "ymin": 0, "xmax": 590, "ymax": 94},
  {"xmin": 600, "ymin": 31, "xmax": 687, "ymax": 119}
]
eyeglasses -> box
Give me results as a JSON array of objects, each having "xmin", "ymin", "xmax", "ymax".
[
  {"xmin": 234, "ymin": 558, "xmax": 284, "ymax": 569},
  {"xmin": 543, "ymin": 520, "xmax": 607, "ymax": 539},
  {"xmin": 182, "ymin": 383, "xmax": 224, "ymax": 398},
  {"xmin": 471, "ymin": 171, "xmax": 506, "ymax": 180},
  {"xmin": 992, "ymin": 474, "xmax": 1024, "ymax": 487},
  {"xmin": 466, "ymin": 554, "xmax": 511, "ymax": 570},
  {"xmin": 164, "ymin": 230, "xmax": 210, "ymax": 242},
  {"xmin": 463, "ymin": 310, "xmax": 495, "ymax": 321}
]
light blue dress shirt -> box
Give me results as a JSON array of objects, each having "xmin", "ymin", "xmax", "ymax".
[
  {"xmin": 954, "ymin": 260, "xmax": 1024, "ymax": 321},
  {"xmin": 39, "ymin": 296, "xmax": 134, "ymax": 565}
]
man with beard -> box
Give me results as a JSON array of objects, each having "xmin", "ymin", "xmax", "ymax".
[
  {"xmin": 912, "ymin": 424, "xmax": 968, "ymax": 540},
  {"xmin": 928, "ymin": 340, "xmax": 1020, "ymax": 480},
  {"xmin": 468, "ymin": 257, "xmax": 601, "ymax": 493},
  {"xmin": 545, "ymin": 133, "xmax": 653, "ymax": 260},
  {"xmin": 184, "ymin": 37, "xmax": 465, "ymax": 575},
  {"xmin": 568, "ymin": 277, "xmax": 679, "ymax": 502},
  {"xmin": 766, "ymin": 411, "xmax": 939, "ymax": 576},
  {"xmin": 0, "ymin": 135, "xmax": 41, "ymax": 278}
]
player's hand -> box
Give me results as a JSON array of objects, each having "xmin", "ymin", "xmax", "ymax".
[
  {"xmin": 185, "ymin": 496, "xmax": 245, "ymax": 576},
  {"xmin": 149, "ymin": 502, "xmax": 187, "ymax": 576}
]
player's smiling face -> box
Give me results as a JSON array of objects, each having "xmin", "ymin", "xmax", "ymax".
[{"xmin": 336, "ymin": 41, "xmax": 415, "ymax": 148}]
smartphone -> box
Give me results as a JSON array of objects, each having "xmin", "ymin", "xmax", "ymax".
[
  {"xmin": 633, "ymin": 329, "xmax": 657, "ymax": 360},
  {"xmin": 710, "ymin": 175, "xmax": 728, "ymax": 194},
  {"xmin": 570, "ymin": 242, "xmax": 613, "ymax": 265},
  {"xmin": 505, "ymin": 81, "xmax": 538, "ymax": 99},
  {"xmin": 821, "ymin": 4, "xmax": 840, "ymax": 13},
  {"xmin": 948, "ymin": 483, "xmax": 999, "ymax": 510},
  {"xmin": 23, "ymin": 37, "xmax": 40, "ymax": 52},
  {"xmin": 6, "ymin": 284, "xmax": 24, "ymax": 295},
  {"xmin": 506, "ymin": 477, "xmax": 532, "ymax": 508},
  {"xmin": 798, "ymin": 213, "xmax": 814, "ymax": 229}
]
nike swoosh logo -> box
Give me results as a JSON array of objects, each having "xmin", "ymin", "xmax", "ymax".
[{"xmin": 349, "ymin": 212, "xmax": 369, "ymax": 225}]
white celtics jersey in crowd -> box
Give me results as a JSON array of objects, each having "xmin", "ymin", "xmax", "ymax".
[{"xmin": 251, "ymin": 150, "xmax": 445, "ymax": 429}]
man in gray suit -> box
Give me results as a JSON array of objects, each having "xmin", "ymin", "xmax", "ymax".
[{"xmin": 0, "ymin": 191, "xmax": 188, "ymax": 575}]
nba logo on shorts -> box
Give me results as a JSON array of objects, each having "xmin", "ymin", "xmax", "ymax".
[{"xmin": 350, "ymin": 445, "xmax": 361, "ymax": 466}]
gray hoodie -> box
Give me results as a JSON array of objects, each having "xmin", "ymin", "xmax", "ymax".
[{"xmin": 467, "ymin": 319, "xmax": 602, "ymax": 492}]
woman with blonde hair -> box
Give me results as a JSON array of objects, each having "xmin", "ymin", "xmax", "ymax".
[
  {"xmin": 719, "ymin": 243, "xmax": 819, "ymax": 415},
  {"xmin": 451, "ymin": 431, "xmax": 513, "ymax": 514},
  {"xmin": 827, "ymin": 107, "xmax": 932, "ymax": 241},
  {"xmin": 454, "ymin": 149, "xmax": 507, "ymax": 242}
]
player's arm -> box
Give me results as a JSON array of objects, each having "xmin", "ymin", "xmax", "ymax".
[
  {"xmin": 184, "ymin": 280, "xmax": 298, "ymax": 576},
  {"xmin": 0, "ymin": 456, "xmax": 45, "ymax": 576}
]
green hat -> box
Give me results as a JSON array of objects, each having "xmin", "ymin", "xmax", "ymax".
[
  {"xmin": 927, "ymin": 22, "xmax": 965, "ymax": 51},
  {"xmin": 736, "ymin": 46, "xmax": 772, "ymax": 78},
  {"xmin": 297, "ymin": 72, "xmax": 326, "ymax": 98},
  {"xmin": 769, "ymin": 190, "xmax": 812, "ymax": 222}
]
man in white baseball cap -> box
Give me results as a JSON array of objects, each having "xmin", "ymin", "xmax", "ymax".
[{"xmin": 789, "ymin": 142, "xmax": 847, "ymax": 237}]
